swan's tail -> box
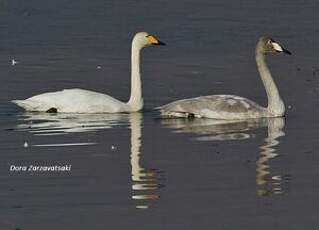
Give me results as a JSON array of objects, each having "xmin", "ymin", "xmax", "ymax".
[{"xmin": 11, "ymin": 99, "xmax": 44, "ymax": 111}]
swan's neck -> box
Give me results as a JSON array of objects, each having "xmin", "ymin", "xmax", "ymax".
[
  {"xmin": 127, "ymin": 44, "xmax": 144, "ymax": 112},
  {"xmin": 256, "ymin": 50, "xmax": 285, "ymax": 116}
]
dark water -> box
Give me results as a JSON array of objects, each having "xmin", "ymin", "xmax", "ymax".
[{"xmin": 1, "ymin": 0, "xmax": 319, "ymax": 229}]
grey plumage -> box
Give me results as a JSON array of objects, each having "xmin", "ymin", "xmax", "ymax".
[{"xmin": 158, "ymin": 95, "xmax": 267, "ymax": 119}]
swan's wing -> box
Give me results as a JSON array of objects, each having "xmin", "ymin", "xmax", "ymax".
[
  {"xmin": 12, "ymin": 88, "xmax": 128, "ymax": 113},
  {"xmin": 158, "ymin": 95, "xmax": 267, "ymax": 119}
]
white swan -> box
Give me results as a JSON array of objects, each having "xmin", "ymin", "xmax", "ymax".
[
  {"xmin": 12, "ymin": 32, "xmax": 165, "ymax": 113},
  {"xmin": 157, "ymin": 37, "xmax": 291, "ymax": 119}
]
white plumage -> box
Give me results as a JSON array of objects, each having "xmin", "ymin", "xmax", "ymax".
[{"xmin": 12, "ymin": 89, "xmax": 129, "ymax": 113}]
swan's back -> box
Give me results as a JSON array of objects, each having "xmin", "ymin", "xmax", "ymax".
[
  {"xmin": 12, "ymin": 89, "xmax": 128, "ymax": 113},
  {"xmin": 158, "ymin": 95, "xmax": 268, "ymax": 119}
]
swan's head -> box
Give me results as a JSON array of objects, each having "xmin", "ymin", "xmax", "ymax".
[
  {"xmin": 133, "ymin": 32, "xmax": 165, "ymax": 48},
  {"xmin": 258, "ymin": 37, "xmax": 291, "ymax": 55}
]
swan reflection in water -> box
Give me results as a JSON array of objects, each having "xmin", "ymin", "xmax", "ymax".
[
  {"xmin": 256, "ymin": 118, "xmax": 286, "ymax": 196},
  {"xmin": 161, "ymin": 117, "xmax": 287, "ymax": 196},
  {"xmin": 16, "ymin": 112, "xmax": 162, "ymax": 207},
  {"xmin": 16, "ymin": 113, "xmax": 130, "ymax": 136},
  {"xmin": 130, "ymin": 113, "xmax": 161, "ymax": 209}
]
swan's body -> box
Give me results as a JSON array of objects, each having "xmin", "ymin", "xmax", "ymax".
[
  {"xmin": 158, "ymin": 95, "xmax": 269, "ymax": 119},
  {"xmin": 12, "ymin": 32, "xmax": 165, "ymax": 113},
  {"xmin": 13, "ymin": 89, "xmax": 130, "ymax": 113},
  {"xmin": 158, "ymin": 37, "xmax": 291, "ymax": 119}
]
